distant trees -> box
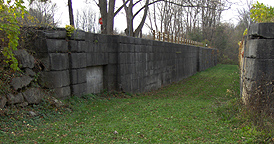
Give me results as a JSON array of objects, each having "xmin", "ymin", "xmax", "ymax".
[
  {"xmin": 25, "ymin": 0, "xmax": 58, "ymax": 27},
  {"xmin": 75, "ymin": 8, "xmax": 100, "ymax": 33},
  {"xmin": 147, "ymin": 0, "xmax": 228, "ymax": 41}
]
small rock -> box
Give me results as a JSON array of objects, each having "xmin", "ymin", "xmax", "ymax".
[
  {"xmin": 23, "ymin": 88, "xmax": 44, "ymax": 104},
  {"xmin": 16, "ymin": 102, "xmax": 28, "ymax": 107},
  {"xmin": 66, "ymin": 108, "xmax": 72, "ymax": 112},
  {"xmin": 53, "ymin": 98, "xmax": 63, "ymax": 107},
  {"xmin": 114, "ymin": 131, "xmax": 118, "ymax": 134},
  {"xmin": 7, "ymin": 93, "xmax": 24, "ymax": 104},
  {"xmin": 10, "ymin": 75, "xmax": 33, "ymax": 90},
  {"xmin": 29, "ymin": 111, "xmax": 37, "ymax": 116},
  {"xmin": 25, "ymin": 68, "xmax": 36, "ymax": 77},
  {"xmin": 0, "ymin": 96, "xmax": 7, "ymax": 109}
]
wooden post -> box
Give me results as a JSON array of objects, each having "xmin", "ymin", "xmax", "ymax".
[
  {"xmin": 153, "ymin": 30, "xmax": 156, "ymax": 40},
  {"xmin": 158, "ymin": 32, "xmax": 160, "ymax": 41}
]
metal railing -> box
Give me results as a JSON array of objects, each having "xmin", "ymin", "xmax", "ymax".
[{"xmin": 152, "ymin": 30, "xmax": 203, "ymax": 47}]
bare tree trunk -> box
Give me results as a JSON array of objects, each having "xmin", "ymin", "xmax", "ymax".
[
  {"xmin": 99, "ymin": 0, "xmax": 107, "ymax": 34},
  {"xmin": 68, "ymin": 0, "xmax": 74, "ymax": 26},
  {"xmin": 107, "ymin": 0, "xmax": 115, "ymax": 35},
  {"xmin": 123, "ymin": 0, "xmax": 134, "ymax": 36},
  {"xmin": 134, "ymin": 0, "xmax": 149, "ymax": 37}
]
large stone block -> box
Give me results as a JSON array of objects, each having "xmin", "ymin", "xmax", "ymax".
[
  {"xmin": 70, "ymin": 30, "xmax": 85, "ymax": 40},
  {"xmin": 23, "ymin": 88, "xmax": 44, "ymax": 104},
  {"xmin": 0, "ymin": 95, "xmax": 7, "ymax": 108},
  {"xmin": 44, "ymin": 30, "xmax": 67, "ymax": 39},
  {"xmin": 71, "ymin": 83, "xmax": 87, "ymax": 96},
  {"xmin": 93, "ymin": 34, "xmax": 108, "ymax": 43},
  {"xmin": 46, "ymin": 39, "xmax": 68, "ymax": 53},
  {"xmin": 86, "ymin": 53, "xmax": 95, "ymax": 66},
  {"xmin": 108, "ymin": 53, "xmax": 117, "ymax": 64},
  {"xmin": 39, "ymin": 70, "xmax": 70, "ymax": 88},
  {"xmin": 14, "ymin": 49, "xmax": 35, "ymax": 69},
  {"xmin": 243, "ymin": 58, "xmax": 274, "ymax": 80},
  {"xmin": 245, "ymin": 39, "xmax": 274, "ymax": 59},
  {"xmin": 49, "ymin": 53, "xmax": 69, "ymax": 70},
  {"xmin": 119, "ymin": 36, "xmax": 135, "ymax": 44},
  {"xmin": 107, "ymin": 42, "xmax": 119, "ymax": 53},
  {"xmin": 10, "ymin": 75, "xmax": 33, "ymax": 90},
  {"xmin": 71, "ymin": 53, "xmax": 87, "ymax": 68},
  {"xmin": 7, "ymin": 93, "xmax": 24, "ymax": 104},
  {"xmin": 86, "ymin": 66, "xmax": 104, "ymax": 94},
  {"xmin": 71, "ymin": 68, "xmax": 87, "ymax": 84},
  {"xmin": 248, "ymin": 23, "xmax": 274, "ymax": 39},
  {"xmin": 54, "ymin": 86, "xmax": 71, "ymax": 99},
  {"xmin": 70, "ymin": 41, "xmax": 87, "ymax": 52},
  {"xmin": 85, "ymin": 32, "xmax": 94, "ymax": 43},
  {"xmin": 94, "ymin": 43, "xmax": 108, "ymax": 53},
  {"xmin": 107, "ymin": 35, "xmax": 119, "ymax": 43}
]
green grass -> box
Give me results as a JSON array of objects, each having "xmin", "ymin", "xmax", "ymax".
[{"xmin": 0, "ymin": 64, "xmax": 268, "ymax": 143}]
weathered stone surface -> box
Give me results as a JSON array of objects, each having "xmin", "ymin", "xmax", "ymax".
[
  {"xmin": 49, "ymin": 53, "xmax": 69, "ymax": 70},
  {"xmin": 14, "ymin": 49, "xmax": 35, "ymax": 68},
  {"xmin": 10, "ymin": 75, "xmax": 33, "ymax": 90},
  {"xmin": 245, "ymin": 39, "xmax": 274, "ymax": 59},
  {"xmin": 248, "ymin": 23, "xmax": 274, "ymax": 39},
  {"xmin": 71, "ymin": 53, "xmax": 86, "ymax": 68},
  {"xmin": 243, "ymin": 57, "xmax": 274, "ymax": 80},
  {"xmin": 46, "ymin": 39, "xmax": 68, "ymax": 53},
  {"xmin": 25, "ymin": 68, "xmax": 36, "ymax": 77},
  {"xmin": 51, "ymin": 97, "xmax": 64, "ymax": 107},
  {"xmin": 72, "ymin": 83, "xmax": 87, "ymax": 96},
  {"xmin": 54, "ymin": 86, "xmax": 71, "ymax": 99},
  {"xmin": 71, "ymin": 68, "xmax": 86, "ymax": 84},
  {"xmin": 17, "ymin": 102, "xmax": 28, "ymax": 107},
  {"xmin": 70, "ymin": 30, "xmax": 85, "ymax": 40},
  {"xmin": 0, "ymin": 96, "xmax": 7, "ymax": 108},
  {"xmin": 70, "ymin": 41, "xmax": 87, "ymax": 52},
  {"xmin": 44, "ymin": 30, "xmax": 67, "ymax": 39},
  {"xmin": 29, "ymin": 111, "xmax": 37, "ymax": 116},
  {"xmin": 23, "ymin": 88, "xmax": 43, "ymax": 104},
  {"xmin": 39, "ymin": 70, "xmax": 70, "ymax": 88},
  {"xmin": 7, "ymin": 93, "xmax": 24, "ymax": 104}
]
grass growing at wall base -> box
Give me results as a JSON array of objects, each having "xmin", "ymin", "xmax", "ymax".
[{"xmin": 0, "ymin": 64, "xmax": 271, "ymax": 143}]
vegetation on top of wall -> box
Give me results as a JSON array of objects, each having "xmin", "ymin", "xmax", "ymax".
[
  {"xmin": 65, "ymin": 25, "xmax": 75, "ymax": 37},
  {"xmin": 242, "ymin": 2, "xmax": 274, "ymax": 36},
  {"xmin": 250, "ymin": 2, "xmax": 274, "ymax": 23}
]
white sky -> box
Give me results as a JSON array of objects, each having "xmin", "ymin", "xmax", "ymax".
[{"xmin": 52, "ymin": 0, "xmax": 274, "ymax": 34}]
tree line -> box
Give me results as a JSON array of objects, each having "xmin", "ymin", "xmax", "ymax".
[{"xmin": 1, "ymin": 0, "xmax": 267, "ymax": 70}]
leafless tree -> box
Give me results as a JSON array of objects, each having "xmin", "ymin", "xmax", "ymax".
[
  {"xmin": 26, "ymin": 0, "xmax": 58, "ymax": 27},
  {"xmin": 93, "ymin": 0, "xmax": 129, "ymax": 34},
  {"xmin": 75, "ymin": 8, "xmax": 100, "ymax": 33},
  {"xmin": 68, "ymin": 0, "xmax": 74, "ymax": 26},
  {"xmin": 147, "ymin": 0, "xmax": 229, "ymax": 40}
]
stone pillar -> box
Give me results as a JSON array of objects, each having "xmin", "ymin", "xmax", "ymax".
[
  {"xmin": 35, "ymin": 30, "xmax": 71, "ymax": 99},
  {"xmin": 242, "ymin": 23, "xmax": 274, "ymax": 107}
]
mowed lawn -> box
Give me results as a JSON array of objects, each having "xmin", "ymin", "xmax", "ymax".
[{"xmin": 1, "ymin": 65, "xmax": 258, "ymax": 143}]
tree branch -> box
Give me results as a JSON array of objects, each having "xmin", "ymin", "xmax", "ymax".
[
  {"xmin": 114, "ymin": 0, "xmax": 130, "ymax": 17},
  {"xmin": 133, "ymin": 0, "xmax": 220, "ymax": 20}
]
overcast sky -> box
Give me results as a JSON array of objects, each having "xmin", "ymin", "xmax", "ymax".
[{"xmin": 53, "ymin": 0, "xmax": 274, "ymax": 34}]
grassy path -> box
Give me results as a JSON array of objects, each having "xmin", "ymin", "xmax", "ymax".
[{"xmin": 1, "ymin": 65, "xmax": 258, "ymax": 143}]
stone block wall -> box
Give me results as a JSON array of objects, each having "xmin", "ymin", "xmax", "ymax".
[
  {"xmin": 241, "ymin": 23, "xmax": 274, "ymax": 105},
  {"xmin": 34, "ymin": 30, "xmax": 71, "ymax": 99},
  {"xmin": 33, "ymin": 29, "xmax": 217, "ymax": 99}
]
